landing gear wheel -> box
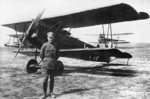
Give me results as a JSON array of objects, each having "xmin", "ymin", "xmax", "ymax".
[
  {"xmin": 55, "ymin": 61, "xmax": 64, "ymax": 76},
  {"xmin": 26, "ymin": 59, "xmax": 38, "ymax": 74}
]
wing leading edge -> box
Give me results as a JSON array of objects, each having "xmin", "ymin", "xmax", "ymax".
[{"xmin": 2, "ymin": 3, "xmax": 149, "ymax": 32}]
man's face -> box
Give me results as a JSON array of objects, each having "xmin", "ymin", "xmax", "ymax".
[{"xmin": 47, "ymin": 32, "xmax": 54, "ymax": 43}]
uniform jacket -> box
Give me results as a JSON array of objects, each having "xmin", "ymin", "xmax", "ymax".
[{"xmin": 40, "ymin": 42, "xmax": 59, "ymax": 70}]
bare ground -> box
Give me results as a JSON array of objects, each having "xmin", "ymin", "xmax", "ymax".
[{"xmin": 0, "ymin": 47, "xmax": 150, "ymax": 99}]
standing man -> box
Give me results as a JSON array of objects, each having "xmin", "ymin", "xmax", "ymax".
[{"xmin": 40, "ymin": 32, "xmax": 59, "ymax": 99}]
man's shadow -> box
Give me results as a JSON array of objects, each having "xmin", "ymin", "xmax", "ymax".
[
  {"xmin": 55, "ymin": 87, "xmax": 100, "ymax": 98},
  {"xmin": 54, "ymin": 63, "xmax": 137, "ymax": 98},
  {"xmin": 62, "ymin": 63, "xmax": 137, "ymax": 77}
]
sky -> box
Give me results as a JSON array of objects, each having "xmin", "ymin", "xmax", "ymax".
[{"xmin": 0, "ymin": 0, "xmax": 150, "ymax": 47}]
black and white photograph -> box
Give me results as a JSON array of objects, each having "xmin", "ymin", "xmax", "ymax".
[{"xmin": 0, "ymin": 0, "xmax": 150, "ymax": 99}]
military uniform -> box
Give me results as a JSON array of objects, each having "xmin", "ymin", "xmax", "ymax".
[{"xmin": 40, "ymin": 42, "xmax": 59, "ymax": 71}]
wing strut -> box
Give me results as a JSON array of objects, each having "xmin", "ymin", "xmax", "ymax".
[
  {"xmin": 106, "ymin": 24, "xmax": 110, "ymax": 40},
  {"xmin": 102, "ymin": 24, "xmax": 108, "ymax": 48},
  {"xmin": 8, "ymin": 37, "xmax": 11, "ymax": 44},
  {"xmin": 68, "ymin": 27, "xmax": 72, "ymax": 33},
  {"xmin": 15, "ymin": 24, "xmax": 20, "ymax": 47},
  {"xmin": 55, "ymin": 22, "xmax": 62, "ymax": 32},
  {"xmin": 98, "ymin": 24, "xmax": 114, "ymax": 48},
  {"xmin": 35, "ymin": 48, "xmax": 38, "ymax": 60},
  {"xmin": 109, "ymin": 24, "xmax": 113, "ymax": 48},
  {"xmin": 41, "ymin": 22, "xmax": 62, "ymax": 35}
]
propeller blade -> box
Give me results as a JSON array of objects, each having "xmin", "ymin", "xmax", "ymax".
[
  {"xmin": 23, "ymin": 9, "xmax": 45, "ymax": 42},
  {"xmin": 33, "ymin": 10, "xmax": 45, "ymax": 28},
  {"xmin": 14, "ymin": 43, "xmax": 24, "ymax": 59},
  {"xmin": 13, "ymin": 10, "xmax": 45, "ymax": 59}
]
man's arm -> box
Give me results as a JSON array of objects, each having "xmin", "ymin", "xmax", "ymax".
[
  {"xmin": 40, "ymin": 44, "xmax": 46, "ymax": 60},
  {"xmin": 55, "ymin": 44, "xmax": 60, "ymax": 60}
]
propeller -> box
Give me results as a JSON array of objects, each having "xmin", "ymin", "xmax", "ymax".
[{"xmin": 14, "ymin": 10, "xmax": 45, "ymax": 59}]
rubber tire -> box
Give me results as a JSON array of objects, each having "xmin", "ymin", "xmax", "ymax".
[
  {"xmin": 55, "ymin": 61, "xmax": 64, "ymax": 76},
  {"xmin": 26, "ymin": 59, "xmax": 38, "ymax": 74}
]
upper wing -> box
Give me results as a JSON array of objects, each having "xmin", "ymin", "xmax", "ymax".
[{"xmin": 2, "ymin": 3, "xmax": 149, "ymax": 32}]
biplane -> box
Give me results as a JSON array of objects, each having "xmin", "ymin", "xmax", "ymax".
[
  {"xmin": 86, "ymin": 32, "xmax": 133, "ymax": 48},
  {"xmin": 2, "ymin": 3, "xmax": 149, "ymax": 74},
  {"xmin": 4, "ymin": 34, "xmax": 22, "ymax": 48},
  {"xmin": 4, "ymin": 34, "xmax": 34, "ymax": 48}
]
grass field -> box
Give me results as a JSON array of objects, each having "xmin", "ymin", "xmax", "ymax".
[{"xmin": 0, "ymin": 43, "xmax": 150, "ymax": 99}]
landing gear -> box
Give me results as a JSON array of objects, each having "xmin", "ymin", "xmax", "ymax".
[
  {"xmin": 26, "ymin": 59, "xmax": 39, "ymax": 73},
  {"xmin": 55, "ymin": 61, "xmax": 64, "ymax": 76},
  {"xmin": 26, "ymin": 59, "xmax": 64, "ymax": 75},
  {"xmin": 26, "ymin": 48, "xmax": 40, "ymax": 74}
]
